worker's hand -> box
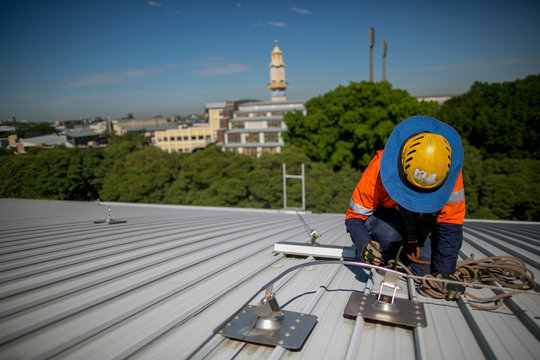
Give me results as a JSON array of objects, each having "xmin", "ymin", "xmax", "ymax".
[
  {"xmin": 434, "ymin": 272, "xmax": 466, "ymax": 300},
  {"xmin": 359, "ymin": 240, "xmax": 383, "ymax": 265}
]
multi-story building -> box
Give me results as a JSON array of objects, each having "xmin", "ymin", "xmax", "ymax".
[
  {"xmin": 222, "ymin": 41, "xmax": 306, "ymax": 157},
  {"xmin": 222, "ymin": 100, "xmax": 305, "ymax": 156},
  {"xmin": 153, "ymin": 40, "xmax": 306, "ymax": 156},
  {"xmin": 153, "ymin": 102, "xmax": 225, "ymax": 153}
]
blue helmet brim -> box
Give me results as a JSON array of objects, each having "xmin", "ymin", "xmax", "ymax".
[{"xmin": 380, "ymin": 116, "xmax": 464, "ymax": 213}]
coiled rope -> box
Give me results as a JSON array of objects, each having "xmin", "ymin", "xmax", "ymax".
[{"xmin": 397, "ymin": 255, "xmax": 537, "ymax": 310}]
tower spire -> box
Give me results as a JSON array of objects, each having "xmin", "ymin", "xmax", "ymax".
[{"xmin": 268, "ymin": 40, "xmax": 288, "ymax": 102}]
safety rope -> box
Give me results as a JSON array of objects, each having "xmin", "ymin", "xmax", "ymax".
[
  {"xmin": 296, "ymin": 210, "xmax": 316, "ymax": 238},
  {"xmin": 396, "ymin": 255, "xmax": 537, "ymax": 310},
  {"xmin": 403, "ymin": 245, "xmax": 431, "ymax": 265}
]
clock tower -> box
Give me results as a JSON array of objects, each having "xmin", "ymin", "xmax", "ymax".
[{"xmin": 268, "ymin": 40, "xmax": 288, "ymax": 102}]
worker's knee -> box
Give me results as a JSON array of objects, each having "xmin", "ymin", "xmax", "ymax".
[{"xmin": 365, "ymin": 208, "xmax": 402, "ymax": 259}]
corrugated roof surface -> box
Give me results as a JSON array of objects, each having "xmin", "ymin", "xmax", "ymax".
[{"xmin": 0, "ymin": 199, "xmax": 538, "ymax": 360}]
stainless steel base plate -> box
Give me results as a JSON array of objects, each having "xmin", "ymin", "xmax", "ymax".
[
  {"xmin": 220, "ymin": 305, "xmax": 318, "ymax": 350},
  {"xmin": 344, "ymin": 292, "xmax": 427, "ymax": 328}
]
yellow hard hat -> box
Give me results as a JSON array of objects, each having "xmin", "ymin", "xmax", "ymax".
[{"xmin": 400, "ymin": 132, "xmax": 452, "ymax": 190}]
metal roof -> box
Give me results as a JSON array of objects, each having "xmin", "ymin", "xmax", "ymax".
[
  {"xmin": 21, "ymin": 134, "xmax": 68, "ymax": 146},
  {"xmin": 0, "ymin": 199, "xmax": 538, "ymax": 360},
  {"xmin": 65, "ymin": 129, "xmax": 101, "ymax": 137}
]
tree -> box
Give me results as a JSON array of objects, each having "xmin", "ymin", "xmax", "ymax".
[
  {"xmin": 439, "ymin": 74, "xmax": 540, "ymax": 160},
  {"xmin": 0, "ymin": 148, "xmax": 89, "ymax": 200},
  {"xmin": 284, "ymin": 81, "xmax": 439, "ymax": 170},
  {"xmin": 100, "ymin": 146, "xmax": 179, "ymax": 203}
]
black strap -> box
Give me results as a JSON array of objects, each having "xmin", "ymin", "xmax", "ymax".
[{"xmin": 398, "ymin": 206, "xmax": 435, "ymax": 246}]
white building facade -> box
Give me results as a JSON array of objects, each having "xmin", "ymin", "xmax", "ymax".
[{"xmin": 222, "ymin": 41, "xmax": 306, "ymax": 157}]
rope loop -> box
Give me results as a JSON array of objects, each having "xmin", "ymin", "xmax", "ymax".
[{"xmin": 402, "ymin": 255, "xmax": 536, "ymax": 310}]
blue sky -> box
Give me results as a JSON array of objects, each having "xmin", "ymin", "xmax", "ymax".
[{"xmin": 1, "ymin": 0, "xmax": 539, "ymax": 122}]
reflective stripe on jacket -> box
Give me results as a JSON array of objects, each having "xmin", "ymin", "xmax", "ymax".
[{"xmin": 345, "ymin": 150, "xmax": 466, "ymax": 224}]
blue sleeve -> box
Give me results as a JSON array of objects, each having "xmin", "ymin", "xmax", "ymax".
[
  {"xmin": 432, "ymin": 223, "xmax": 463, "ymax": 273},
  {"xmin": 345, "ymin": 218, "xmax": 372, "ymax": 249}
]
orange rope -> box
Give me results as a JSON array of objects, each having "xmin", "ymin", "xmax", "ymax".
[{"xmin": 404, "ymin": 245, "xmax": 431, "ymax": 265}]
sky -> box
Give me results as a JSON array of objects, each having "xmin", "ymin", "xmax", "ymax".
[{"xmin": 1, "ymin": 0, "xmax": 539, "ymax": 123}]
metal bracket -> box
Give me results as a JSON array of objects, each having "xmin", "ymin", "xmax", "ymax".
[
  {"xmin": 309, "ymin": 230, "xmax": 321, "ymax": 246},
  {"xmin": 344, "ymin": 272, "xmax": 427, "ymax": 328},
  {"xmin": 219, "ymin": 293, "xmax": 317, "ymax": 350},
  {"xmin": 94, "ymin": 207, "xmax": 127, "ymax": 224}
]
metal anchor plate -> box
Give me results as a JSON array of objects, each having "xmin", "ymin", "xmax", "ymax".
[
  {"xmin": 220, "ymin": 305, "xmax": 318, "ymax": 350},
  {"xmin": 344, "ymin": 292, "xmax": 427, "ymax": 328}
]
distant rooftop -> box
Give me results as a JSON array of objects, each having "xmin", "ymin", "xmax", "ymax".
[
  {"xmin": 21, "ymin": 134, "xmax": 68, "ymax": 146},
  {"xmin": 65, "ymin": 128, "xmax": 101, "ymax": 137}
]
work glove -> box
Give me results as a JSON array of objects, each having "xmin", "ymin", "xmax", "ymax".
[
  {"xmin": 359, "ymin": 240, "xmax": 383, "ymax": 265},
  {"xmin": 434, "ymin": 272, "xmax": 466, "ymax": 300}
]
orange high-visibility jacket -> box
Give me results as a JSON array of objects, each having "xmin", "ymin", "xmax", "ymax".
[{"xmin": 346, "ymin": 150, "xmax": 465, "ymax": 224}]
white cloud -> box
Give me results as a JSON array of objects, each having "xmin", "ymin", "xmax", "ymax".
[
  {"xmin": 62, "ymin": 64, "xmax": 180, "ymax": 88},
  {"xmin": 190, "ymin": 58, "xmax": 251, "ymax": 77},
  {"xmin": 291, "ymin": 6, "xmax": 311, "ymax": 15},
  {"xmin": 251, "ymin": 21, "xmax": 287, "ymax": 28},
  {"xmin": 148, "ymin": 1, "xmax": 162, "ymax": 7},
  {"xmin": 268, "ymin": 21, "xmax": 286, "ymax": 27}
]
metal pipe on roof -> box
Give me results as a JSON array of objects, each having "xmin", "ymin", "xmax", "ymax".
[
  {"xmin": 344, "ymin": 269, "xmax": 375, "ymax": 360},
  {"xmin": 408, "ymin": 277, "xmax": 428, "ymax": 360}
]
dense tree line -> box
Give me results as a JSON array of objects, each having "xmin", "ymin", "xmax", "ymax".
[
  {"xmin": 0, "ymin": 134, "xmax": 359, "ymax": 213},
  {"xmin": 0, "ymin": 76, "xmax": 538, "ymax": 220},
  {"xmin": 439, "ymin": 75, "xmax": 540, "ymax": 160}
]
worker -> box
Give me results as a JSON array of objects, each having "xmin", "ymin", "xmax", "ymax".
[{"xmin": 345, "ymin": 116, "xmax": 466, "ymax": 300}]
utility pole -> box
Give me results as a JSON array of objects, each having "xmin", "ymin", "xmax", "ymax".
[
  {"xmin": 369, "ymin": 27, "xmax": 374, "ymax": 82},
  {"xmin": 382, "ymin": 40, "xmax": 387, "ymax": 82}
]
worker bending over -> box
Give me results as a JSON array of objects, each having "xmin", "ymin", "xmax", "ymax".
[{"xmin": 345, "ymin": 116, "xmax": 466, "ymax": 300}]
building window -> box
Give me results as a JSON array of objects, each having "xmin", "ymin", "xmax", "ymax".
[
  {"xmin": 231, "ymin": 121, "xmax": 245, "ymax": 129},
  {"xmin": 235, "ymin": 113, "xmax": 249, "ymax": 118},
  {"xmin": 244, "ymin": 147, "xmax": 257, "ymax": 156},
  {"xmin": 246, "ymin": 133, "xmax": 259, "ymax": 143},
  {"xmin": 191, "ymin": 136, "xmax": 196, "ymax": 140},
  {"xmin": 198, "ymin": 135, "xmax": 203, "ymax": 140},
  {"xmin": 272, "ymin": 111, "xmax": 283, "ymax": 116},
  {"xmin": 264, "ymin": 132, "xmax": 279, "ymax": 143},
  {"xmin": 262, "ymin": 147, "xmax": 277, "ymax": 155},
  {"xmin": 256, "ymin": 112, "xmax": 267, "ymax": 117},
  {"xmin": 267, "ymin": 120, "xmax": 281, "ymax": 128},
  {"xmin": 176, "ymin": 136, "xmax": 182, "ymax": 141},
  {"xmin": 228, "ymin": 134, "xmax": 241, "ymax": 143},
  {"xmin": 184, "ymin": 136, "xmax": 189, "ymax": 140}
]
